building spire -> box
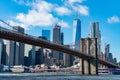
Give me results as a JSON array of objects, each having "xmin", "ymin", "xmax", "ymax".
[{"xmin": 76, "ymin": 7, "xmax": 79, "ymax": 19}]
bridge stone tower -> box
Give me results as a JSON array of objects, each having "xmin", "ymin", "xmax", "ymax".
[{"xmin": 79, "ymin": 38, "xmax": 98, "ymax": 75}]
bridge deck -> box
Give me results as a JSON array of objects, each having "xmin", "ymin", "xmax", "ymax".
[{"xmin": 0, "ymin": 27, "xmax": 119, "ymax": 68}]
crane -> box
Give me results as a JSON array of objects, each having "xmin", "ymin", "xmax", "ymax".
[{"xmin": 0, "ymin": 19, "xmax": 17, "ymax": 30}]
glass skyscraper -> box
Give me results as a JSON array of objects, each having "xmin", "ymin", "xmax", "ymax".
[
  {"xmin": 6, "ymin": 26, "xmax": 25, "ymax": 66},
  {"xmin": 42, "ymin": 30, "xmax": 51, "ymax": 41},
  {"xmin": 90, "ymin": 22, "xmax": 101, "ymax": 54},
  {"xmin": 53, "ymin": 24, "xmax": 64, "ymax": 65},
  {"xmin": 73, "ymin": 18, "xmax": 81, "ymax": 51},
  {"xmin": 0, "ymin": 39, "xmax": 3, "ymax": 64}
]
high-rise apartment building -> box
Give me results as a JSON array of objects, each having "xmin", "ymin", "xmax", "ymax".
[{"xmin": 90, "ymin": 22, "xmax": 101, "ymax": 54}]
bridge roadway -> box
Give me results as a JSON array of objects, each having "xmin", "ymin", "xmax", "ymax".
[{"xmin": 0, "ymin": 26, "xmax": 119, "ymax": 68}]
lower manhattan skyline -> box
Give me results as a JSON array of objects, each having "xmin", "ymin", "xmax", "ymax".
[{"xmin": 0, "ymin": 0, "xmax": 120, "ymax": 63}]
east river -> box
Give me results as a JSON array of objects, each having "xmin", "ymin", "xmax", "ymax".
[{"xmin": 0, "ymin": 73, "xmax": 120, "ymax": 80}]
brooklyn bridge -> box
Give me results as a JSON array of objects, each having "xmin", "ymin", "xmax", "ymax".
[{"xmin": 0, "ymin": 26, "xmax": 119, "ymax": 75}]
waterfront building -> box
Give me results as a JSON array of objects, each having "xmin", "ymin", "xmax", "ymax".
[
  {"xmin": 90, "ymin": 22, "xmax": 101, "ymax": 54},
  {"xmin": 104, "ymin": 44, "xmax": 110, "ymax": 60},
  {"xmin": 63, "ymin": 45, "xmax": 73, "ymax": 67},
  {"xmin": 1, "ymin": 44, "xmax": 7, "ymax": 65},
  {"xmin": 42, "ymin": 30, "xmax": 53, "ymax": 66},
  {"xmin": 6, "ymin": 26, "xmax": 24, "ymax": 66},
  {"xmin": 6, "ymin": 41, "xmax": 14, "ymax": 66},
  {"xmin": 42, "ymin": 30, "xmax": 51, "ymax": 41},
  {"xmin": 24, "ymin": 44, "xmax": 35, "ymax": 66},
  {"xmin": 0, "ymin": 39, "xmax": 3, "ymax": 65},
  {"xmin": 29, "ymin": 46, "xmax": 35, "ymax": 66},
  {"xmin": 35, "ymin": 47, "xmax": 44, "ymax": 65},
  {"xmin": 113, "ymin": 58, "xmax": 117, "ymax": 64},
  {"xmin": 13, "ymin": 26, "xmax": 24, "ymax": 65}
]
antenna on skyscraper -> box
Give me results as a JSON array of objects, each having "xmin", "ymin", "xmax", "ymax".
[{"xmin": 76, "ymin": 7, "xmax": 79, "ymax": 19}]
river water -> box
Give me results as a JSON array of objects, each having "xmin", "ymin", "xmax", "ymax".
[{"xmin": 0, "ymin": 73, "xmax": 120, "ymax": 80}]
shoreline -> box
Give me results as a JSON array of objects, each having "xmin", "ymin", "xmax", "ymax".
[
  {"xmin": 0, "ymin": 72, "xmax": 81, "ymax": 77},
  {"xmin": 0, "ymin": 72, "xmax": 113, "ymax": 77}
]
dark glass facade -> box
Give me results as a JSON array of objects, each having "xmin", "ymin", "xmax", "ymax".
[{"xmin": 42, "ymin": 30, "xmax": 51, "ymax": 41}]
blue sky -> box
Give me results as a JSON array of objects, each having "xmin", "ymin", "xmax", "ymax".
[{"xmin": 0, "ymin": 0, "xmax": 120, "ymax": 62}]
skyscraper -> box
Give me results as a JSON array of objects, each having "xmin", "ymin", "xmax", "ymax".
[
  {"xmin": 1, "ymin": 44, "xmax": 6, "ymax": 65},
  {"xmin": 42, "ymin": 30, "xmax": 51, "ymax": 41},
  {"xmin": 6, "ymin": 26, "xmax": 25, "ymax": 66},
  {"xmin": 53, "ymin": 24, "xmax": 61, "ymax": 65},
  {"xmin": 90, "ymin": 22, "xmax": 101, "ymax": 54},
  {"xmin": 14, "ymin": 26, "xmax": 24, "ymax": 65},
  {"xmin": 60, "ymin": 32, "xmax": 64, "ymax": 60},
  {"xmin": 72, "ymin": 18, "xmax": 81, "ymax": 65},
  {"xmin": 73, "ymin": 18, "xmax": 81, "ymax": 51},
  {"xmin": 24, "ymin": 44, "xmax": 35, "ymax": 66},
  {"xmin": 6, "ymin": 41, "xmax": 14, "ymax": 66},
  {"xmin": 0, "ymin": 39, "xmax": 3, "ymax": 65},
  {"xmin": 29, "ymin": 46, "xmax": 35, "ymax": 66},
  {"xmin": 105, "ymin": 44, "xmax": 110, "ymax": 59}
]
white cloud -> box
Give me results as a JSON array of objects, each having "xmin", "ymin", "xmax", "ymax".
[
  {"xmin": 58, "ymin": 20, "xmax": 69, "ymax": 28},
  {"xmin": 12, "ymin": 0, "xmax": 89, "ymax": 29},
  {"xmin": 73, "ymin": 5, "xmax": 89, "ymax": 16},
  {"xmin": 32, "ymin": 1, "xmax": 53, "ymax": 12},
  {"xmin": 7, "ymin": 20, "xmax": 29, "ymax": 29},
  {"xmin": 54, "ymin": 7, "xmax": 71, "ymax": 16},
  {"xmin": 68, "ymin": 0, "xmax": 85, "ymax": 5},
  {"xmin": 107, "ymin": 16, "xmax": 120, "ymax": 24},
  {"xmin": 13, "ymin": 0, "xmax": 70, "ymax": 29},
  {"xmin": 16, "ymin": 10, "xmax": 57, "ymax": 27},
  {"xmin": 13, "ymin": 0, "xmax": 34, "ymax": 6}
]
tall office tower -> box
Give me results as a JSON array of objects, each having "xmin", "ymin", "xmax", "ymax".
[
  {"xmin": 72, "ymin": 18, "xmax": 81, "ymax": 65},
  {"xmin": 6, "ymin": 26, "xmax": 24, "ymax": 66},
  {"xmin": 0, "ymin": 39, "xmax": 3, "ymax": 65},
  {"xmin": 24, "ymin": 44, "xmax": 35, "ymax": 66},
  {"xmin": 6, "ymin": 41, "xmax": 14, "ymax": 66},
  {"xmin": 14, "ymin": 26, "xmax": 24, "ymax": 65},
  {"xmin": 104, "ymin": 44, "xmax": 110, "ymax": 60},
  {"xmin": 59, "ymin": 32, "xmax": 64, "ymax": 61},
  {"xmin": 29, "ymin": 46, "xmax": 35, "ymax": 66},
  {"xmin": 73, "ymin": 18, "xmax": 81, "ymax": 51},
  {"xmin": 90, "ymin": 22, "xmax": 101, "ymax": 54},
  {"xmin": 109, "ymin": 53, "xmax": 113, "ymax": 62},
  {"xmin": 53, "ymin": 24, "xmax": 61, "ymax": 65},
  {"xmin": 63, "ymin": 45, "xmax": 73, "ymax": 67},
  {"xmin": 42, "ymin": 30, "xmax": 51, "ymax": 41},
  {"xmin": 1, "ymin": 44, "xmax": 6, "ymax": 65},
  {"xmin": 35, "ymin": 36, "xmax": 46, "ymax": 65},
  {"xmin": 60, "ymin": 32, "xmax": 64, "ymax": 45},
  {"xmin": 35, "ymin": 47, "xmax": 44, "ymax": 65}
]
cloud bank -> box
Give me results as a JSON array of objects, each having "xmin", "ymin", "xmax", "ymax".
[{"xmin": 11, "ymin": 0, "xmax": 89, "ymax": 29}]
